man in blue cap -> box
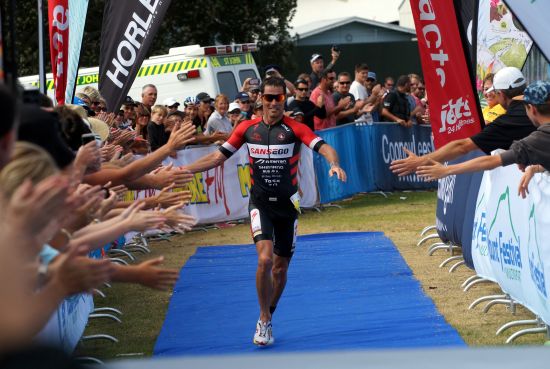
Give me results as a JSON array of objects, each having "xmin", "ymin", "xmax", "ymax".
[
  {"xmin": 415, "ymin": 80, "xmax": 550, "ymax": 185},
  {"xmin": 235, "ymin": 91, "xmax": 253, "ymax": 119}
]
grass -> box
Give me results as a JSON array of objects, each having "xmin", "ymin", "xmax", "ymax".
[{"xmin": 76, "ymin": 191, "xmax": 546, "ymax": 361}]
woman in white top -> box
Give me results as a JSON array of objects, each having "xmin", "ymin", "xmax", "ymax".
[{"xmin": 205, "ymin": 94, "xmax": 232, "ymax": 141}]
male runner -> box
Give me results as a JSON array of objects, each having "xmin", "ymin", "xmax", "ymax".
[{"xmin": 182, "ymin": 77, "xmax": 347, "ymax": 346}]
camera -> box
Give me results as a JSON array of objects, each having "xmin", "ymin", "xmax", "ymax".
[{"xmin": 331, "ymin": 45, "xmax": 340, "ymax": 52}]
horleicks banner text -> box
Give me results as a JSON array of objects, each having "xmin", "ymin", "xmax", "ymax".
[
  {"xmin": 99, "ymin": 0, "xmax": 172, "ymax": 112},
  {"xmin": 48, "ymin": 0, "xmax": 70, "ymax": 105},
  {"xmin": 410, "ymin": 0, "xmax": 482, "ymax": 149}
]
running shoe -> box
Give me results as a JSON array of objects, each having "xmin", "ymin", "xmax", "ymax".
[{"xmin": 253, "ymin": 319, "xmax": 274, "ymax": 346}]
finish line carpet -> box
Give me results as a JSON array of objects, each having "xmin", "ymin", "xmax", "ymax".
[{"xmin": 154, "ymin": 232, "xmax": 465, "ymax": 356}]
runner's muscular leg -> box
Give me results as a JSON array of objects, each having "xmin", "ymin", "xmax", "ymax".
[
  {"xmin": 271, "ymin": 254, "xmax": 290, "ymax": 309},
  {"xmin": 256, "ymin": 239, "xmax": 274, "ymax": 322}
]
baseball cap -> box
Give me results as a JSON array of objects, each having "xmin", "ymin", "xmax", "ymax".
[
  {"xmin": 254, "ymin": 100, "xmax": 263, "ymax": 110},
  {"xmin": 264, "ymin": 64, "xmax": 282, "ymax": 76},
  {"xmin": 167, "ymin": 110, "xmax": 185, "ymax": 119},
  {"xmin": 88, "ymin": 117, "xmax": 110, "ymax": 142},
  {"xmin": 367, "ymin": 72, "xmax": 377, "ymax": 81},
  {"xmin": 290, "ymin": 108, "xmax": 304, "ymax": 118},
  {"xmin": 310, "ymin": 54, "xmax": 323, "ymax": 63},
  {"xmin": 122, "ymin": 95, "xmax": 137, "ymax": 107},
  {"xmin": 163, "ymin": 97, "xmax": 180, "ymax": 107},
  {"xmin": 196, "ymin": 92, "xmax": 213, "ymax": 103},
  {"xmin": 513, "ymin": 80, "xmax": 550, "ymax": 105},
  {"xmin": 228, "ymin": 102, "xmax": 241, "ymax": 113},
  {"xmin": 18, "ymin": 105, "xmax": 76, "ymax": 169},
  {"xmin": 487, "ymin": 67, "xmax": 526, "ymax": 92},
  {"xmin": 235, "ymin": 91, "xmax": 250, "ymax": 102}
]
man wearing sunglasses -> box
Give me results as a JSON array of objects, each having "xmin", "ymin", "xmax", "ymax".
[
  {"xmin": 182, "ymin": 77, "xmax": 347, "ymax": 347},
  {"xmin": 286, "ymin": 78, "xmax": 326, "ymax": 130}
]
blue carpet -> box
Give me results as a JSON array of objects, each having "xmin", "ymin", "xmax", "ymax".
[{"xmin": 154, "ymin": 232, "xmax": 465, "ymax": 356}]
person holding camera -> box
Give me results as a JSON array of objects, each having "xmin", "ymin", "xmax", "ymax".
[{"xmin": 309, "ymin": 45, "xmax": 341, "ymax": 89}]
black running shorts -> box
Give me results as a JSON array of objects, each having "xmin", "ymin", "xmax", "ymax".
[{"xmin": 248, "ymin": 195, "xmax": 298, "ymax": 258}]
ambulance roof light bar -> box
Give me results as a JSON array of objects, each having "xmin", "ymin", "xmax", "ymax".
[{"xmin": 172, "ymin": 43, "xmax": 258, "ymax": 57}]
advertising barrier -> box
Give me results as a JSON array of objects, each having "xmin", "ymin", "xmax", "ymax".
[
  {"xmin": 369, "ymin": 123, "xmax": 435, "ymax": 191},
  {"xmin": 129, "ymin": 145, "xmax": 319, "ymax": 224},
  {"xmin": 35, "ymin": 294, "xmax": 94, "ymax": 353},
  {"xmin": 314, "ymin": 123, "xmax": 436, "ymax": 203},
  {"xmin": 471, "ymin": 161, "xmax": 550, "ymax": 324},
  {"xmin": 435, "ymin": 150, "xmax": 484, "ymax": 247}
]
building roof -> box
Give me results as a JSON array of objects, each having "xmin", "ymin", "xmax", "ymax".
[{"xmin": 292, "ymin": 16, "xmax": 415, "ymax": 40}]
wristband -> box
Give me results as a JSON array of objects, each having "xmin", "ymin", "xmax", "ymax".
[{"xmin": 329, "ymin": 162, "xmax": 339, "ymax": 168}]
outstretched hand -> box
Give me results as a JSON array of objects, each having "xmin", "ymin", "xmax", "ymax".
[
  {"xmin": 135, "ymin": 256, "xmax": 179, "ymax": 291},
  {"xmin": 390, "ymin": 147, "xmax": 425, "ymax": 176},
  {"xmin": 416, "ymin": 159, "xmax": 448, "ymax": 181}
]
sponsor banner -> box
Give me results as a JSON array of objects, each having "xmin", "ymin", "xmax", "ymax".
[
  {"xmin": 476, "ymin": 0, "xmax": 532, "ymax": 92},
  {"xmin": 410, "ymin": 0, "xmax": 482, "ymax": 148},
  {"xmin": 435, "ymin": 150, "xmax": 484, "ymax": 246},
  {"xmin": 503, "ymin": 0, "xmax": 550, "ymax": 63},
  {"xmin": 472, "ymin": 160, "xmax": 550, "ymax": 323},
  {"xmin": 64, "ymin": 0, "xmax": 89, "ymax": 104},
  {"xmin": 128, "ymin": 145, "xmax": 318, "ymax": 224},
  {"xmin": 48, "ymin": 0, "xmax": 70, "ymax": 105},
  {"xmin": 314, "ymin": 123, "xmax": 434, "ymax": 203},
  {"xmin": 99, "ymin": 0, "xmax": 172, "ymax": 112},
  {"xmin": 35, "ymin": 294, "xmax": 94, "ymax": 353},
  {"xmin": 370, "ymin": 123, "xmax": 436, "ymax": 191}
]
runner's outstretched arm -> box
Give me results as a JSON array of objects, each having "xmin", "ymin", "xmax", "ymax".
[{"xmin": 318, "ymin": 144, "xmax": 347, "ymax": 182}]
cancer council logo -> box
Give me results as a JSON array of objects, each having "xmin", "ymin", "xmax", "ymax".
[{"xmin": 487, "ymin": 187, "xmax": 522, "ymax": 282}]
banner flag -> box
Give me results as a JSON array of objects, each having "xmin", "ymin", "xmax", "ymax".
[
  {"xmin": 503, "ymin": 0, "xmax": 550, "ymax": 63},
  {"xmin": 410, "ymin": 0, "xmax": 482, "ymax": 149},
  {"xmin": 47, "ymin": 0, "xmax": 70, "ymax": 105},
  {"xmin": 0, "ymin": 7, "xmax": 4, "ymax": 83},
  {"xmin": 453, "ymin": 0, "xmax": 479, "ymax": 86},
  {"xmin": 64, "ymin": 0, "xmax": 89, "ymax": 104},
  {"xmin": 476, "ymin": 0, "xmax": 532, "ymax": 90},
  {"xmin": 99, "ymin": 0, "xmax": 172, "ymax": 112}
]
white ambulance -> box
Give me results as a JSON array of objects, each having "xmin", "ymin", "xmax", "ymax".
[{"xmin": 19, "ymin": 43, "xmax": 261, "ymax": 106}]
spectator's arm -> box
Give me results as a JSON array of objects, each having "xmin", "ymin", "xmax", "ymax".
[
  {"xmin": 84, "ymin": 122, "xmax": 196, "ymax": 186},
  {"xmin": 390, "ymin": 138, "xmax": 479, "ymax": 176},
  {"xmin": 417, "ymin": 155, "xmax": 502, "ymax": 180}
]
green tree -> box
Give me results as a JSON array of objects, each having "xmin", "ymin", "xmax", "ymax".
[{"xmin": 14, "ymin": 0, "xmax": 297, "ymax": 78}]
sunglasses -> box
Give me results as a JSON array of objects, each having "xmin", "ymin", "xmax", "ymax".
[
  {"xmin": 339, "ymin": 81, "xmax": 351, "ymax": 85},
  {"xmin": 262, "ymin": 94, "xmax": 286, "ymax": 102},
  {"xmin": 296, "ymin": 87, "xmax": 308, "ymax": 91}
]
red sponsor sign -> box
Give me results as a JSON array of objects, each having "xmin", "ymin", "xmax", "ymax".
[
  {"xmin": 48, "ymin": 0, "xmax": 69, "ymax": 105},
  {"xmin": 411, "ymin": 0, "xmax": 482, "ymax": 148}
]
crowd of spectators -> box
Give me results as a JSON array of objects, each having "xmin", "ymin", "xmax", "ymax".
[
  {"xmin": 85, "ymin": 48, "xmax": 435, "ymax": 153},
  {"xmin": 3, "ymin": 44, "xmax": 548, "ymax": 365}
]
